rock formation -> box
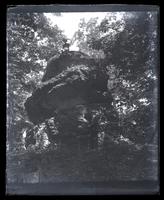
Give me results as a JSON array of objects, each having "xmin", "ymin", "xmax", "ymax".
[{"xmin": 25, "ymin": 51, "xmax": 113, "ymax": 125}]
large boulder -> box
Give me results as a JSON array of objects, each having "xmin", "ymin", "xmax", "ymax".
[
  {"xmin": 24, "ymin": 51, "xmax": 112, "ymax": 125},
  {"xmin": 42, "ymin": 51, "xmax": 93, "ymax": 82}
]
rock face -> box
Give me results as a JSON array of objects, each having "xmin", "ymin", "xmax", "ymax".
[
  {"xmin": 25, "ymin": 51, "xmax": 112, "ymax": 125},
  {"xmin": 42, "ymin": 51, "xmax": 92, "ymax": 82}
]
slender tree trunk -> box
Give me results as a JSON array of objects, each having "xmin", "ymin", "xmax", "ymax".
[{"xmin": 45, "ymin": 120, "xmax": 55, "ymax": 144}]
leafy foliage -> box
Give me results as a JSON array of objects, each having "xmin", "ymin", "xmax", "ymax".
[
  {"xmin": 73, "ymin": 12, "xmax": 158, "ymax": 144},
  {"xmin": 7, "ymin": 12, "xmax": 66, "ymax": 151}
]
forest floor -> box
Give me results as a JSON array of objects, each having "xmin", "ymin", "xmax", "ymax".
[
  {"xmin": 6, "ymin": 141, "xmax": 159, "ymax": 195},
  {"xmin": 46, "ymin": 143, "xmax": 158, "ymax": 182},
  {"xmin": 8, "ymin": 140, "xmax": 158, "ymax": 182}
]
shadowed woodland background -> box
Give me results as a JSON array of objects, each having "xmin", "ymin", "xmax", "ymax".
[{"xmin": 6, "ymin": 11, "xmax": 159, "ymax": 185}]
